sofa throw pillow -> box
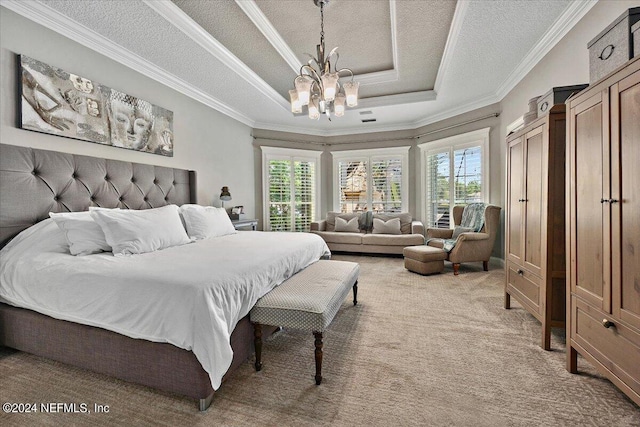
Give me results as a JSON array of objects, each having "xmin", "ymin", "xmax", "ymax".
[
  {"xmin": 90, "ymin": 205, "xmax": 192, "ymax": 256},
  {"xmin": 49, "ymin": 211, "xmax": 113, "ymax": 256},
  {"xmin": 372, "ymin": 217, "xmax": 401, "ymax": 235},
  {"xmin": 335, "ymin": 216, "xmax": 360, "ymax": 232},
  {"xmin": 452, "ymin": 226, "xmax": 474, "ymax": 239},
  {"xmin": 179, "ymin": 204, "xmax": 237, "ymax": 240}
]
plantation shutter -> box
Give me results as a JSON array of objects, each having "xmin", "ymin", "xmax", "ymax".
[
  {"xmin": 268, "ymin": 159, "xmax": 292, "ymax": 231},
  {"xmin": 453, "ymin": 146, "xmax": 483, "ymax": 205},
  {"xmin": 338, "ymin": 160, "xmax": 368, "ymax": 213},
  {"xmin": 371, "ymin": 158, "xmax": 402, "ymax": 213},
  {"xmin": 425, "ymin": 144, "xmax": 484, "ymax": 229},
  {"xmin": 293, "ymin": 160, "xmax": 315, "ymax": 232},
  {"xmin": 425, "ymin": 150, "xmax": 450, "ymax": 228}
]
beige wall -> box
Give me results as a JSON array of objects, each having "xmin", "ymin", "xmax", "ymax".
[{"xmin": 0, "ymin": 8, "xmax": 256, "ymax": 218}]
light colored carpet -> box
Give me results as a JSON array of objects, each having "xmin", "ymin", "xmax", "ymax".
[{"xmin": 1, "ymin": 255, "xmax": 638, "ymax": 426}]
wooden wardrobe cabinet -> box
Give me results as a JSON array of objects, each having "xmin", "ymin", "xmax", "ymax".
[
  {"xmin": 505, "ymin": 105, "xmax": 567, "ymax": 350},
  {"xmin": 566, "ymin": 56, "xmax": 640, "ymax": 406}
]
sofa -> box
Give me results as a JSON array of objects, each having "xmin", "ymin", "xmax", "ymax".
[{"xmin": 310, "ymin": 212, "xmax": 425, "ymax": 255}]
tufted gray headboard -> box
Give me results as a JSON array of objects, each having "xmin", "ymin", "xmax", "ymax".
[{"xmin": 0, "ymin": 144, "xmax": 196, "ymax": 248}]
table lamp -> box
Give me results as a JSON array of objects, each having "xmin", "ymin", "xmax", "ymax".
[{"xmin": 220, "ymin": 186, "xmax": 232, "ymax": 208}]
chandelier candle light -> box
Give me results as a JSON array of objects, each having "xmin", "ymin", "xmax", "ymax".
[{"xmin": 289, "ymin": 0, "xmax": 359, "ymax": 120}]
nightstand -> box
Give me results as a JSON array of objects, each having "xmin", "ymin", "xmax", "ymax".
[{"xmin": 231, "ymin": 219, "xmax": 258, "ymax": 231}]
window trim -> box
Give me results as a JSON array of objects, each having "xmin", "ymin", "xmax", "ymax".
[
  {"xmin": 261, "ymin": 146, "xmax": 322, "ymax": 231},
  {"xmin": 418, "ymin": 127, "xmax": 490, "ymax": 227},
  {"xmin": 331, "ymin": 146, "xmax": 410, "ymax": 213}
]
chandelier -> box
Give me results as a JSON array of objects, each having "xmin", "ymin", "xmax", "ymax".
[{"xmin": 289, "ymin": 0, "xmax": 359, "ymax": 120}]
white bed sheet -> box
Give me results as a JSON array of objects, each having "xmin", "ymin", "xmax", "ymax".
[{"xmin": 0, "ymin": 219, "xmax": 330, "ymax": 390}]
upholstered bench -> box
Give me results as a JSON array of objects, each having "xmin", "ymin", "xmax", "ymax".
[
  {"xmin": 250, "ymin": 259, "xmax": 359, "ymax": 385},
  {"xmin": 403, "ymin": 245, "xmax": 447, "ymax": 275}
]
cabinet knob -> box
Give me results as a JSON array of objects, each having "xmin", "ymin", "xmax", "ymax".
[
  {"xmin": 517, "ymin": 269, "xmax": 524, "ymax": 276},
  {"xmin": 602, "ymin": 319, "xmax": 614, "ymax": 329},
  {"xmin": 600, "ymin": 198, "xmax": 609, "ymax": 203},
  {"xmin": 610, "ymin": 199, "xmax": 619, "ymax": 204}
]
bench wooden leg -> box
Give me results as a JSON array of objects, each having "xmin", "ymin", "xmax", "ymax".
[
  {"xmin": 253, "ymin": 323, "xmax": 263, "ymax": 371},
  {"xmin": 453, "ymin": 263, "xmax": 460, "ymax": 275},
  {"xmin": 353, "ymin": 281, "xmax": 358, "ymax": 306},
  {"xmin": 483, "ymin": 260, "xmax": 489, "ymax": 271},
  {"xmin": 313, "ymin": 331, "xmax": 323, "ymax": 385}
]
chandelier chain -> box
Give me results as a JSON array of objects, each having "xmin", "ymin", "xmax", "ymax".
[{"xmin": 320, "ymin": 2, "xmax": 325, "ymax": 47}]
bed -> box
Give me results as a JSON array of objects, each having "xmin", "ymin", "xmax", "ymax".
[{"xmin": 0, "ymin": 143, "xmax": 329, "ymax": 410}]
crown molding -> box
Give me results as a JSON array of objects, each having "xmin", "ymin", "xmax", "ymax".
[
  {"xmin": 495, "ymin": 0, "xmax": 598, "ymax": 100},
  {"xmin": 1, "ymin": 0, "xmax": 256, "ymax": 127},
  {"xmin": 434, "ymin": 0, "xmax": 469, "ymax": 94},
  {"xmin": 235, "ymin": 0, "xmax": 400, "ymax": 87},
  {"xmin": 357, "ymin": 90, "xmax": 436, "ymax": 109},
  {"xmin": 253, "ymin": 115, "xmax": 421, "ymax": 138},
  {"xmin": 411, "ymin": 93, "xmax": 500, "ymax": 130}
]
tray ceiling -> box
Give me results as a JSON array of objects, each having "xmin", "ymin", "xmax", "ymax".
[{"xmin": 2, "ymin": 0, "xmax": 597, "ymax": 136}]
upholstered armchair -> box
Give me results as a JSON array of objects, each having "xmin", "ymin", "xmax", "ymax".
[{"xmin": 426, "ymin": 205, "xmax": 502, "ymax": 275}]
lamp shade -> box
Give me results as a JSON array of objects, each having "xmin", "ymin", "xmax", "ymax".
[
  {"xmin": 289, "ymin": 90, "xmax": 302, "ymax": 114},
  {"xmin": 295, "ymin": 75, "xmax": 313, "ymax": 106},
  {"xmin": 308, "ymin": 94, "xmax": 320, "ymax": 120},
  {"xmin": 334, "ymin": 93, "xmax": 345, "ymax": 117},
  {"xmin": 220, "ymin": 186, "xmax": 232, "ymax": 201},
  {"xmin": 321, "ymin": 72, "xmax": 339, "ymax": 102},
  {"xmin": 343, "ymin": 80, "xmax": 359, "ymax": 107}
]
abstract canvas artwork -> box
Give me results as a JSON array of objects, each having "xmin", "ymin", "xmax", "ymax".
[{"xmin": 19, "ymin": 55, "xmax": 174, "ymax": 157}]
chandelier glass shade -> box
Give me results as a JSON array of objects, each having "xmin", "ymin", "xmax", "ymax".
[{"xmin": 290, "ymin": 0, "xmax": 359, "ymax": 120}]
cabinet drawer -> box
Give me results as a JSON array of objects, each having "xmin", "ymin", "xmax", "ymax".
[
  {"xmin": 506, "ymin": 262, "xmax": 541, "ymax": 317},
  {"xmin": 572, "ymin": 297, "xmax": 640, "ymax": 396}
]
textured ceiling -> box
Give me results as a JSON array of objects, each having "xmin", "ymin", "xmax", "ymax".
[
  {"xmin": 257, "ymin": 0, "xmax": 395, "ymax": 75},
  {"xmin": 9, "ymin": 0, "xmax": 589, "ymax": 136}
]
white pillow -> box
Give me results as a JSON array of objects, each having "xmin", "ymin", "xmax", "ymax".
[
  {"xmin": 49, "ymin": 211, "xmax": 112, "ymax": 256},
  {"xmin": 90, "ymin": 205, "xmax": 192, "ymax": 256},
  {"xmin": 372, "ymin": 217, "xmax": 401, "ymax": 235},
  {"xmin": 179, "ymin": 204, "xmax": 237, "ymax": 240},
  {"xmin": 335, "ymin": 216, "xmax": 359, "ymax": 232}
]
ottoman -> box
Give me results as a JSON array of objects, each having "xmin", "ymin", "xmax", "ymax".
[{"xmin": 403, "ymin": 245, "xmax": 447, "ymax": 275}]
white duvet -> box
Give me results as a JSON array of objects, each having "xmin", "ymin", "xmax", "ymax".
[{"xmin": 0, "ymin": 219, "xmax": 330, "ymax": 390}]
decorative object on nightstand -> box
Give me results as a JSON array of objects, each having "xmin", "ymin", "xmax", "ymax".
[
  {"xmin": 219, "ymin": 186, "xmax": 232, "ymax": 208},
  {"xmin": 232, "ymin": 219, "xmax": 258, "ymax": 231},
  {"xmin": 229, "ymin": 205, "xmax": 244, "ymax": 221}
]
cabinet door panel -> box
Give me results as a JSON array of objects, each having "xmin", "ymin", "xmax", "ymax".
[
  {"xmin": 572, "ymin": 94, "xmax": 610, "ymax": 312},
  {"xmin": 507, "ymin": 138, "xmax": 524, "ymax": 264},
  {"xmin": 612, "ymin": 72, "xmax": 640, "ymax": 330},
  {"xmin": 524, "ymin": 130, "xmax": 544, "ymax": 276}
]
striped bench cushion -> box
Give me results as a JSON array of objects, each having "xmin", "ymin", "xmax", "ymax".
[{"xmin": 250, "ymin": 260, "xmax": 359, "ymax": 332}]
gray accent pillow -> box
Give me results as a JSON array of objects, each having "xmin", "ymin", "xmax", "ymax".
[
  {"xmin": 372, "ymin": 217, "xmax": 401, "ymax": 235},
  {"xmin": 452, "ymin": 226, "xmax": 474, "ymax": 239},
  {"xmin": 335, "ymin": 217, "xmax": 359, "ymax": 232}
]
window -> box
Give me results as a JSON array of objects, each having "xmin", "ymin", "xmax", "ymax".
[
  {"xmin": 332, "ymin": 147, "xmax": 409, "ymax": 213},
  {"xmin": 262, "ymin": 147, "xmax": 321, "ymax": 232},
  {"xmin": 419, "ymin": 128, "xmax": 489, "ymax": 228}
]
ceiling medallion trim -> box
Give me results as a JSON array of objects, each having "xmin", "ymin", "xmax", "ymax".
[
  {"xmin": 235, "ymin": 0, "xmax": 400, "ymax": 86},
  {"xmin": 2, "ymin": 0, "xmax": 256, "ymax": 127},
  {"xmin": 494, "ymin": 0, "xmax": 598, "ymax": 99}
]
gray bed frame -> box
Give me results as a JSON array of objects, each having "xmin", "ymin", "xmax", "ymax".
[{"xmin": 0, "ymin": 143, "xmax": 262, "ymax": 410}]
